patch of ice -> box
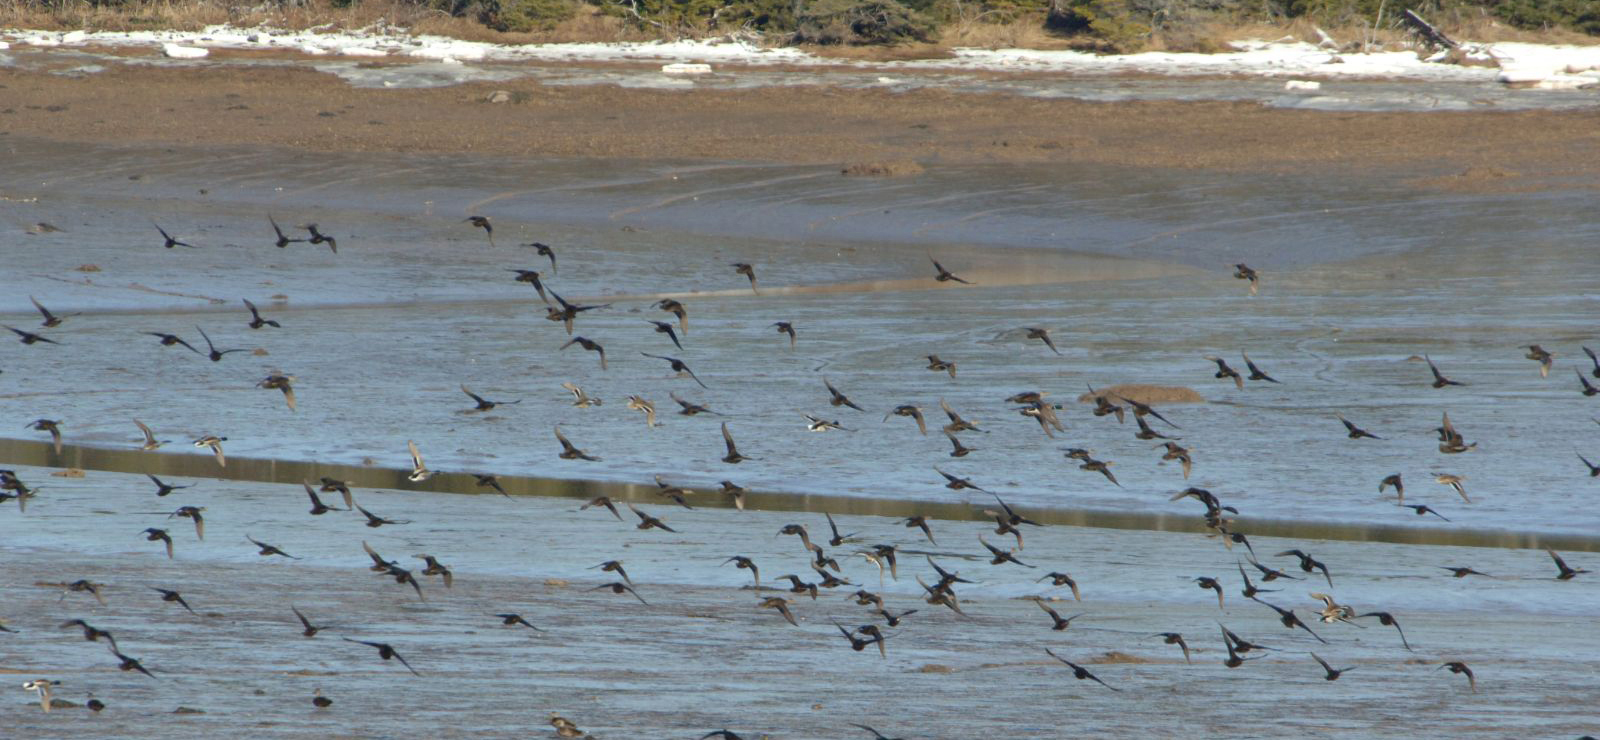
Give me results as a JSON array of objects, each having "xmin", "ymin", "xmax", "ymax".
[
  {"xmin": 662, "ymin": 62, "xmax": 712, "ymax": 75},
  {"xmin": 1284, "ymin": 79, "xmax": 1321, "ymax": 91},
  {"xmin": 163, "ymin": 43, "xmax": 209, "ymax": 59}
]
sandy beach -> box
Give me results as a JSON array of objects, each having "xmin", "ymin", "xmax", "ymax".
[{"xmin": 2, "ymin": 59, "xmax": 1599, "ymax": 182}]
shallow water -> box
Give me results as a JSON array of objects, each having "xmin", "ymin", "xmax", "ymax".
[
  {"xmin": 4, "ymin": 133, "xmax": 1600, "ymax": 737},
  {"xmin": 3, "ymin": 467, "xmax": 1599, "ymax": 739},
  {"xmin": 3, "ymin": 139, "xmax": 1598, "ymax": 537}
]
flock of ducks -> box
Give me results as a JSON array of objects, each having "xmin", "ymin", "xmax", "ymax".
[{"xmin": 3, "ymin": 218, "xmax": 1596, "ymax": 737}]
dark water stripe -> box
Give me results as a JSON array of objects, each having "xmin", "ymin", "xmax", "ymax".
[{"xmin": 4, "ymin": 438, "xmax": 1595, "ymax": 552}]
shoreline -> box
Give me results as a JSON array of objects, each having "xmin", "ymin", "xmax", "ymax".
[{"xmin": 2, "ymin": 61, "xmax": 1599, "ymax": 185}]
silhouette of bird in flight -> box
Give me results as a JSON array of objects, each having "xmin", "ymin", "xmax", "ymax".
[
  {"xmin": 979, "ymin": 535, "xmax": 1034, "ymax": 568},
  {"xmin": 1206, "ymin": 356, "xmax": 1243, "ymax": 389},
  {"xmin": 1437, "ymin": 661, "xmax": 1475, "ymax": 692},
  {"xmin": 304, "ymin": 224, "xmax": 337, "ymax": 253},
  {"xmin": 142, "ymin": 528, "xmax": 174, "ymax": 559},
  {"xmin": 930, "ymin": 256, "xmax": 971, "ymax": 284},
  {"xmin": 732, "ymin": 263, "xmax": 759, "ymax": 294},
  {"xmin": 343, "ymin": 638, "xmax": 419, "ymax": 675},
  {"xmin": 1158, "ymin": 441, "xmax": 1192, "ymax": 479},
  {"xmin": 154, "ymin": 221, "xmax": 194, "ymax": 249},
  {"xmin": 628, "ymin": 503, "xmax": 676, "ymax": 533},
  {"xmin": 1276, "ymin": 549, "xmax": 1333, "ymax": 587},
  {"xmin": 1311, "ymin": 653, "xmax": 1353, "ymax": 681},
  {"xmin": 112, "ymin": 650, "xmax": 156, "ymax": 678},
  {"xmin": 243, "ymin": 298, "xmax": 280, "ymax": 329},
  {"xmin": 1219, "ymin": 625, "xmax": 1264, "ymax": 668},
  {"xmin": 1250, "ymin": 597, "xmax": 1326, "ymax": 643},
  {"xmin": 258, "ymin": 374, "xmax": 296, "ymax": 411},
  {"xmin": 580, "ymin": 496, "xmax": 621, "ymax": 520},
  {"xmin": 1548, "ymin": 549, "xmax": 1588, "ymax": 580},
  {"xmin": 761, "ymin": 596, "xmax": 799, "ymax": 626},
  {"xmin": 27, "ymin": 419, "xmax": 63, "ymax": 455},
  {"xmin": 524, "ymin": 241, "xmax": 557, "ymax": 273},
  {"xmin": 655, "ymin": 299, "xmax": 687, "ymax": 333},
  {"xmin": 269, "ymin": 215, "xmax": 303, "ymax": 248},
  {"xmin": 147, "ymin": 473, "xmax": 192, "ymax": 497},
  {"xmin": 461, "ymin": 384, "xmax": 519, "ymax": 412},
  {"xmin": 720, "ymin": 422, "xmax": 755, "ymax": 463},
  {"xmin": 589, "ymin": 581, "xmax": 649, "ymax": 604},
  {"xmin": 465, "ymin": 216, "xmax": 494, "ymax": 246},
  {"xmin": 4, "ymin": 324, "xmax": 60, "ymax": 345},
  {"xmin": 1440, "ymin": 566, "xmax": 1490, "ymax": 578},
  {"xmin": 554, "ymin": 426, "xmax": 600, "ymax": 461},
  {"xmin": 1194, "ymin": 576, "xmax": 1225, "ymax": 609},
  {"xmin": 1354, "ymin": 611, "xmax": 1411, "ymax": 650},
  {"xmin": 1242, "ymin": 352, "xmax": 1279, "ymax": 382},
  {"xmin": 144, "ymin": 331, "xmax": 198, "ymax": 353},
  {"xmin": 1336, "ymin": 414, "xmax": 1381, "ymax": 440},
  {"xmin": 1114, "ymin": 393, "xmax": 1179, "ymax": 428},
  {"xmin": 925, "ymin": 355, "xmax": 956, "ymax": 378},
  {"xmin": 900, "ymin": 516, "xmax": 936, "ymax": 545},
  {"xmin": 885, "ymin": 405, "xmax": 927, "ymax": 435},
  {"xmin": 133, "ymin": 419, "xmax": 169, "ymax": 451},
  {"xmin": 1232, "ymin": 263, "xmax": 1259, "ymax": 295},
  {"xmin": 1523, "ymin": 344, "xmax": 1553, "ymax": 377},
  {"xmin": 1037, "ymin": 572, "xmax": 1082, "ymax": 601},
  {"xmin": 508, "ymin": 269, "xmax": 550, "ymax": 304},
  {"xmin": 562, "ymin": 337, "xmax": 607, "ymax": 370},
  {"xmin": 496, "ymin": 613, "xmax": 542, "ymax": 631},
  {"xmin": 247, "ymin": 534, "xmax": 298, "ymax": 559},
  {"xmin": 1155, "ymin": 632, "xmax": 1191, "ymax": 663},
  {"xmin": 1577, "ymin": 452, "xmax": 1600, "ymax": 478},
  {"xmin": 169, "ymin": 505, "xmax": 205, "ymax": 539},
  {"xmin": 29, "ymin": 296, "xmax": 77, "ymax": 328},
  {"xmin": 648, "ymin": 320, "xmax": 683, "ymax": 350},
  {"xmin": 196, "ymin": 326, "xmax": 246, "ymax": 362},
  {"xmin": 291, "ymin": 606, "xmax": 324, "ymax": 637},
  {"xmin": 545, "ymin": 290, "xmax": 611, "ymax": 335},
  {"xmin": 1399, "ymin": 504, "xmax": 1449, "ymax": 521},
  {"xmin": 945, "ymin": 431, "xmax": 976, "ymax": 457},
  {"xmin": 934, "ymin": 466, "xmax": 988, "ymax": 493},
  {"xmin": 1433, "ymin": 473, "xmax": 1469, "ymax": 503},
  {"xmin": 772, "ymin": 321, "xmax": 796, "ymax": 348},
  {"xmin": 1436, "ymin": 411, "xmax": 1475, "ymax": 454},
  {"xmin": 1024, "ymin": 327, "xmax": 1060, "ymax": 355},
  {"xmin": 1425, "ymin": 355, "xmax": 1464, "ymax": 387},
  {"xmin": 642, "ymin": 353, "xmax": 708, "ymax": 388},
  {"xmin": 1576, "ymin": 369, "xmax": 1600, "ymax": 396},
  {"xmin": 1033, "ymin": 598, "xmax": 1085, "ymax": 631},
  {"xmin": 670, "ymin": 391, "xmax": 717, "ymax": 416},
  {"xmin": 1379, "ymin": 473, "xmax": 1404, "ymax": 501},
  {"xmin": 150, "ymin": 587, "xmax": 195, "ymax": 614},
  {"xmin": 1044, "ymin": 648, "xmax": 1118, "ymax": 691},
  {"xmin": 825, "ymin": 378, "xmax": 865, "ymax": 411}
]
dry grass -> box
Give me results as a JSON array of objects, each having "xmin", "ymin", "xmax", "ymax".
[{"xmin": 0, "ymin": 1, "xmax": 1590, "ymax": 51}]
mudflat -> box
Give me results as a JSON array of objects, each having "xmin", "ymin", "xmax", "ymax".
[{"xmin": 3, "ymin": 61, "xmax": 1599, "ymax": 184}]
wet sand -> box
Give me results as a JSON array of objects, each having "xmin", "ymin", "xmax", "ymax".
[
  {"xmin": 2, "ymin": 61, "xmax": 1600, "ymax": 183},
  {"xmin": 5, "ymin": 467, "xmax": 1599, "ymax": 738}
]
